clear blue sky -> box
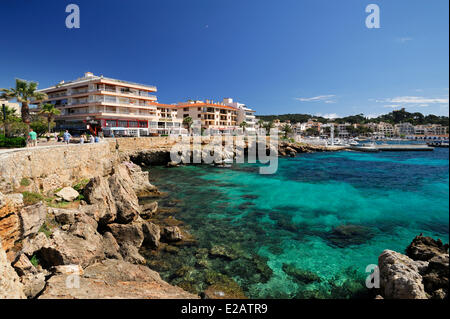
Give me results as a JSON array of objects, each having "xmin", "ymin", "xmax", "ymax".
[{"xmin": 0, "ymin": 0, "xmax": 448, "ymax": 117}]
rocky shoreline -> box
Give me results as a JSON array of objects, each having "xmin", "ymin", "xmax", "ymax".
[
  {"xmin": 0, "ymin": 161, "xmax": 198, "ymax": 299},
  {"xmin": 377, "ymin": 234, "xmax": 448, "ymax": 299},
  {"xmin": 1, "ymin": 139, "xmax": 448, "ymax": 299}
]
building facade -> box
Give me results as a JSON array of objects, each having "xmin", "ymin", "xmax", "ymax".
[{"xmin": 33, "ymin": 72, "xmax": 183, "ymax": 136}]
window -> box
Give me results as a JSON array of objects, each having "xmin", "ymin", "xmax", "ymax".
[
  {"xmin": 198, "ymin": 114, "xmax": 201, "ymax": 118},
  {"xmin": 198, "ymin": 107, "xmax": 201, "ymax": 111},
  {"xmin": 139, "ymin": 121, "xmax": 147, "ymax": 128},
  {"xmin": 118, "ymin": 120, "xmax": 127, "ymax": 127},
  {"xmin": 183, "ymin": 108, "xmax": 188, "ymax": 111},
  {"xmin": 105, "ymin": 120, "xmax": 117, "ymax": 127},
  {"xmin": 128, "ymin": 121, "xmax": 138, "ymax": 128},
  {"xmin": 183, "ymin": 114, "xmax": 189, "ymax": 118}
]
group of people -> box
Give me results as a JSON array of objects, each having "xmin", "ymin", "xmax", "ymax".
[{"xmin": 27, "ymin": 129, "xmax": 102, "ymax": 147}]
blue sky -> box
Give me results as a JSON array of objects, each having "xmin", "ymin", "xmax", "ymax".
[{"xmin": 0, "ymin": 0, "xmax": 448, "ymax": 117}]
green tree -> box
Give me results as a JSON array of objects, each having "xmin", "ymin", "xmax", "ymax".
[
  {"xmin": 182, "ymin": 116, "xmax": 193, "ymax": 135},
  {"xmin": 29, "ymin": 116, "xmax": 49, "ymax": 137},
  {"xmin": 305, "ymin": 127, "xmax": 319, "ymax": 136},
  {"xmin": 239, "ymin": 121, "xmax": 247, "ymax": 132},
  {"xmin": 281, "ymin": 124, "xmax": 293, "ymax": 138},
  {"xmin": 1, "ymin": 79, "xmax": 48, "ymax": 127},
  {"xmin": 262, "ymin": 121, "xmax": 274, "ymax": 135},
  {"xmin": 39, "ymin": 103, "xmax": 61, "ymax": 133}
]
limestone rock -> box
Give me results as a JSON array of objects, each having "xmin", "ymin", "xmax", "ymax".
[
  {"xmin": 12, "ymin": 253, "xmax": 37, "ymax": 276},
  {"xmin": 39, "ymin": 259, "xmax": 198, "ymax": 299},
  {"xmin": 107, "ymin": 223, "xmax": 144, "ymax": 247},
  {"xmin": 406, "ymin": 234, "xmax": 449, "ymax": 261},
  {"xmin": 0, "ymin": 238, "xmax": 26, "ymax": 299},
  {"xmin": 52, "ymin": 264, "xmax": 83, "ymax": 276},
  {"xmin": 19, "ymin": 202, "xmax": 47, "ymax": 238},
  {"xmin": 142, "ymin": 221, "xmax": 161, "ymax": 248},
  {"xmin": 21, "ymin": 232, "xmax": 51, "ymax": 257},
  {"xmin": 50, "ymin": 208, "xmax": 77, "ymax": 224},
  {"xmin": 39, "ymin": 223, "xmax": 104, "ymax": 268},
  {"xmin": 55, "ymin": 187, "xmax": 79, "ymax": 202},
  {"xmin": 141, "ymin": 201, "xmax": 158, "ymax": 218},
  {"xmin": 83, "ymin": 176, "xmax": 117, "ymax": 224},
  {"xmin": 121, "ymin": 162, "xmax": 157, "ymax": 196},
  {"xmin": 161, "ymin": 226, "xmax": 183, "ymax": 242},
  {"xmin": 378, "ymin": 249, "xmax": 427, "ymax": 299},
  {"xmin": 108, "ymin": 170, "xmax": 140, "ymax": 223},
  {"xmin": 102, "ymin": 232, "xmax": 122, "ymax": 260},
  {"xmin": 20, "ymin": 272, "xmax": 46, "ymax": 299}
]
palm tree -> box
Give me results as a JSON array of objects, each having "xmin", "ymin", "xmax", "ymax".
[
  {"xmin": 39, "ymin": 103, "xmax": 61, "ymax": 133},
  {"xmin": 183, "ymin": 116, "xmax": 193, "ymax": 135},
  {"xmin": 1, "ymin": 79, "xmax": 48, "ymax": 127},
  {"xmin": 262, "ymin": 121, "xmax": 274, "ymax": 135},
  {"xmin": 281, "ymin": 124, "xmax": 293, "ymax": 139},
  {"xmin": 257, "ymin": 119, "xmax": 264, "ymax": 128},
  {"xmin": 239, "ymin": 121, "xmax": 247, "ymax": 133},
  {"xmin": 0, "ymin": 105, "xmax": 18, "ymax": 122}
]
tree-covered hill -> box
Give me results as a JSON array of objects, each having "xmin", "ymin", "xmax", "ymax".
[{"xmin": 256, "ymin": 108, "xmax": 449, "ymax": 126}]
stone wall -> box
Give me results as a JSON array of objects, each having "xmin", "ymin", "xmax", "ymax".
[
  {"xmin": 0, "ymin": 137, "xmax": 180, "ymax": 195},
  {"xmin": 0, "ymin": 143, "xmax": 117, "ymax": 194}
]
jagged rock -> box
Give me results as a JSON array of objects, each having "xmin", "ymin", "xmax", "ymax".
[
  {"xmin": 102, "ymin": 232, "xmax": 122, "ymax": 260},
  {"xmin": 20, "ymin": 272, "xmax": 46, "ymax": 299},
  {"xmin": 422, "ymin": 254, "xmax": 449, "ymax": 294},
  {"xmin": 50, "ymin": 208, "xmax": 77, "ymax": 224},
  {"xmin": 39, "ymin": 259, "xmax": 198, "ymax": 299},
  {"xmin": 141, "ymin": 201, "xmax": 158, "ymax": 218},
  {"xmin": 121, "ymin": 162, "xmax": 157, "ymax": 196},
  {"xmin": 12, "ymin": 253, "xmax": 37, "ymax": 276},
  {"xmin": 83, "ymin": 176, "xmax": 117, "ymax": 224},
  {"xmin": 0, "ymin": 238, "xmax": 26, "ymax": 299},
  {"xmin": 4, "ymin": 193, "xmax": 24, "ymax": 208},
  {"xmin": 107, "ymin": 223, "xmax": 144, "ymax": 247},
  {"xmin": 52, "ymin": 264, "xmax": 83, "ymax": 275},
  {"xmin": 161, "ymin": 226, "xmax": 183, "ymax": 243},
  {"xmin": 142, "ymin": 221, "xmax": 161, "ymax": 249},
  {"xmin": 19, "ymin": 202, "xmax": 47, "ymax": 238},
  {"xmin": 39, "ymin": 223, "xmax": 105, "ymax": 268},
  {"xmin": 406, "ymin": 234, "xmax": 449, "ymax": 261},
  {"xmin": 21, "ymin": 232, "xmax": 50, "ymax": 257},
  {"xmin": 55, "ymin": 187, "xmax": 79, "ymax": 202},
  {"xmin": 108, "ymin": 170, "xmax": 140, "ymax": 223},
  {"xmin": 119, "ymin": 244, "xmax": 146, "ymax": 265},
  {"xmin": 378, "ymin": 249, "xmax": 427, "ymax": 299}
]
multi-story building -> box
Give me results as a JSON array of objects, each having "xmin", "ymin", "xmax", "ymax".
[
  {"xmin": 395, "ymin": 122, "xmax": 415, "ymax": 136},
  {"xmin": 222, "ymin": 98, "xmax": 256, "ymax": 132},
  {"xmin": 176, "ymin": 100, "xmax": 238, "ymax": 134},
  {"xmin": 377, "ymin": 122, "xmax": 395, "ymax": 138},
  {"xmin": 32, "ymin": 72, "xmax": 183, "ymax": 136},
  {"xmin": 0, "ymin": 99, "xmax": 20, "ymax": 116}
]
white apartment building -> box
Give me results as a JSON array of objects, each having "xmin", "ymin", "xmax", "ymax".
[{"xmin": 222, "ymin": 98, "xmax": 256, "ymax": 132}]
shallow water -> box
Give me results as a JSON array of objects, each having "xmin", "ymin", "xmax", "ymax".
[{"xmin": 143, "ymin": 148, "xmax": 449, "ymax": 298}]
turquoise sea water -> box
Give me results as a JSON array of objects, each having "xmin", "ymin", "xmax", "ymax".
[{"xmin": 144, "ymin": 148, "xmax": 449, "ymax": 298}]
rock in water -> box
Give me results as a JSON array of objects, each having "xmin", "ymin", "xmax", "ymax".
[
  {"xmin": 378, "ymin": 250, "xmax": 428, "ymax": 299},
  {"xmin": 282, "ymin": 263, "xmax": 321, "ymax": 284},
  {"xmin": 55, "ymin": 187, "xmax": 79, "ymax": 202},
  {"xmin": 406, "ymin": 234, "xmax": 449, "ymax": 261},
  {"xmin": 161, "ymin": 226, "xmax": 183, "ymax": 242}
]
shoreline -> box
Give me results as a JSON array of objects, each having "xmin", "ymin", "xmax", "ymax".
[{"xmin": 1, "ymin": 138, "xmax": 448, "ymax": 299}]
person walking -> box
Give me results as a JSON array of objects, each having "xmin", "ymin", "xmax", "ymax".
[
  {"xmin": 89, "ymin": 134, "xmax": 95, "ymax": 143},
  {"xmin": 28, "ymin": 129, "xmax": 37, "ymax": 147},
  {"xmin": 63, "ymin": 130, "xmax": 72, "ymax": 144},
  {"xmin": 80, "ymin": 133, "xmax": 86, "ymax": 144}
]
